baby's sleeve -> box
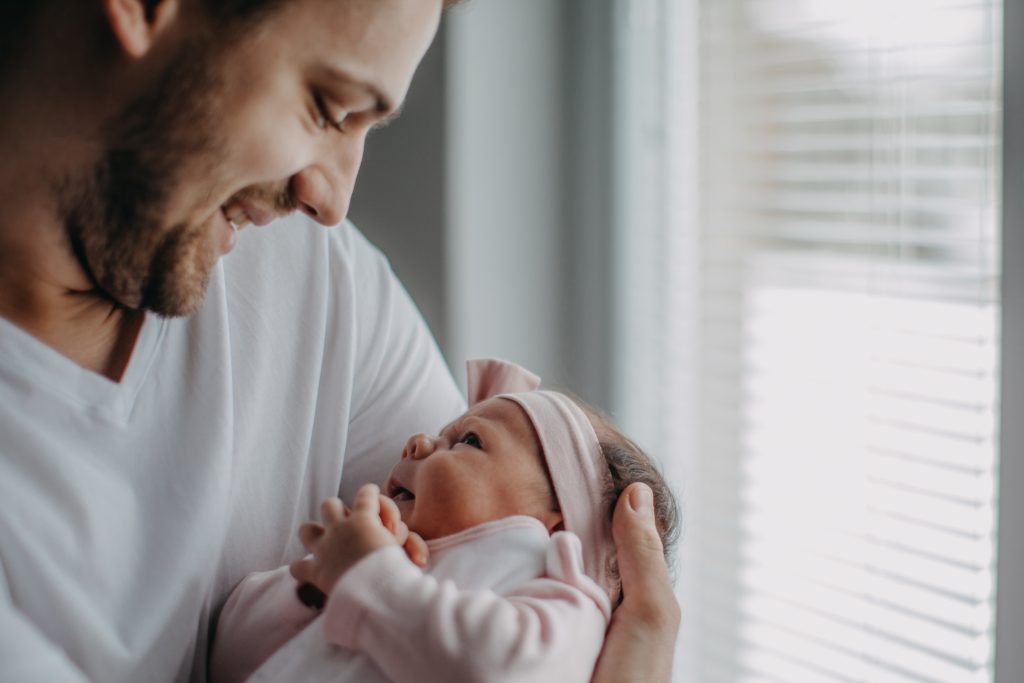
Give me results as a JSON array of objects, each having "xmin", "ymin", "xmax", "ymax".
[
  {"xmin": 209, "ymin": 565, "xmax": 321, "ymax": 683},
  {"xmin": 322, "ymin": 533, "xmax": 611, "ymax": 683}
]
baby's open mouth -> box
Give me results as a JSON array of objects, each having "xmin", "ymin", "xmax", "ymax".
[{"xmin": 385, "ymin": 479, "xmax": 415, "ymax": 502}]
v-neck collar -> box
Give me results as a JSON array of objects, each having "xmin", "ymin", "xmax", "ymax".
[{"xmin": 0, "ymin": 311, "xmax": 167, "ymax": 424}]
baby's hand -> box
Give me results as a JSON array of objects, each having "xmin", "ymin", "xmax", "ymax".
[
  {"xmin": 290, "ymin": 484, "xmax": 397, "ymax": 596},
  {"xmin": 290, "ymin": 484, "xmax": 429, "ymax": 598},
  {"xmin": 377, "ymin": 494, "xmax": 429, "ymax": 567}
]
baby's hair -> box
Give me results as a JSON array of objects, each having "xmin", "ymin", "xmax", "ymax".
[{"xmin": 563, "ymin": 393, "xmax": 681, "ymax": 604}]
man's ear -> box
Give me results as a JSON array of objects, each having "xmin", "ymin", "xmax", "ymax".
[{"xmin": 103, "ymin": 0, "xmax": 180, "ymax": 58}]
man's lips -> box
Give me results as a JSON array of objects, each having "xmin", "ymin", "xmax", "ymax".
[{"xmin": 221, "ymin": 197, "xmax": 278, "ymax": 230}]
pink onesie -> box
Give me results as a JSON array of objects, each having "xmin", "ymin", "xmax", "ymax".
[{"xmin": 211, "ymin": 515, "xmax": 612, "ymax": 683}]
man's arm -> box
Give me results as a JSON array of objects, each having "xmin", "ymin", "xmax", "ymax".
[{"xmin": 591, "ymin": 483, "xmax": 680, "ymax": 683}]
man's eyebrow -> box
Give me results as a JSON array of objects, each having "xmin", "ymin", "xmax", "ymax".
[{"xmin": 323, "ymin": 66, "xmax": 396, "ymax": 116}]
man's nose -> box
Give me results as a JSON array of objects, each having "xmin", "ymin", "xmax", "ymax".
[
  {"xmin": 288, "ymin": 133, "xmax": 366, "ymax": 226},
  {"xmin": 402, "ymin": 433, "xmax": 437, "ymax": 460}
]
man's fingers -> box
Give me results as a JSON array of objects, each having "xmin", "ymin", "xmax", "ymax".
[
  {"xmin": 320, "ymin": 497, "xmax": 345, "ymax": 524},
  {"xmin": 612, "ymin": 483, "xmax": 677, "ymax": 622},
  {"xmin": 590, "ymin": 483, "xmax": 679, "ymax": 683},
  {"xmin": 403, "ymin": 531, "xmax": 429, "ymax": 567},
  {"xmin": 298, "ymin": 522, "xmax": 325, "ymax": 550},
  {"xmin": 353, "ymin": 483, "xmax": 381, "ymax": 516}
]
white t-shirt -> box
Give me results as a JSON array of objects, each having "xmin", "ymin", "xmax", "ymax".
[{"xmin": 0, "ymin": 215, "xmax": 465, "ymax": 683}]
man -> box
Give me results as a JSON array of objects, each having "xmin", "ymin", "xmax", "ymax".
[{"xmin": 0, "ymin": 1, "xmax": 678, "ymax": 681}]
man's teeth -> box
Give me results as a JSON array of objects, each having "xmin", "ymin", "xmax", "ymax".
[{"xmin": 223, "ymin": 203, "xmax": 251, "ymax": 230}]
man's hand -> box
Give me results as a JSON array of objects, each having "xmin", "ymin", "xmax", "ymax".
[
  {"xmin": 290, "ymin": 484, "xmax": 427, "ymax": 597},
  {"xmin": 591, "ymin": 483, "xmax": 680, "ymax": 683}
]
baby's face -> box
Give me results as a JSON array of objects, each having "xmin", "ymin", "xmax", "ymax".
[{"xmin": 383, "ymin": 397, "xmax": 562, "ymax": 540}]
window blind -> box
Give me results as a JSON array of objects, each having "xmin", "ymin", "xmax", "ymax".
[{"xmin": 609, "ymin": 1, "xmax": 1003, "ymax": 682}]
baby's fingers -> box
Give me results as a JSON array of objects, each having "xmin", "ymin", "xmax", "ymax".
[
  {"xmin": 379, "ymin": 494, "xmax": 400, "ymax": 528},
  {"xmin": 289, "ymin": 556, "xmax": 315, "ymax": 584},
  {"xmin": 353, "ymin": 483, "xmax": 381, "ymax": 517},
  {"xmin": 378, "ymin": 495, "xmax": 409, "ymax": 543},
  {"xmin": 320, "ymin": 497, "xmax": 345, "ymax": 524},
  {"xmin": 298, "ymin": 521, "xmax": 325, "ymax": 550},
  {"xmin": 404, "ymin": 531, "xmax": 429, "ymax": 567}
]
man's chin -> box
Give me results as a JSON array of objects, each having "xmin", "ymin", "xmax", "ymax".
[
  {"xmin": 138, "ymin": 271, "xmax": 214, "ymax": 318},
  {"xmin": 100, "ymin": 254, "xmax": 216, "ymax": 318},
  {"xmin": 137, "ymin": 223, "xmax": 221, "ymax": 317}
]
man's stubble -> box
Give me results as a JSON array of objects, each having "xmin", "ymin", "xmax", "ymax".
[{"xmin": 59, "ymin": 35, "xmax": 230, "ymax": 318}]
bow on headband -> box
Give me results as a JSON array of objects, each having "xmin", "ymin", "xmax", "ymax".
[{"xmin": 466, "ymin": 358, "xmax": 616, "ymax": 601}]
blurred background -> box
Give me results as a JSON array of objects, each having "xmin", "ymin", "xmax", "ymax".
[{"xmin": 348, "ymin": 1, "xmax": 1021, "ymax": 681}]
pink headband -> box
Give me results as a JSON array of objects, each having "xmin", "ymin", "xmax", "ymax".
[{"xmin": 466, "ymin": 358, "xmax": 616, "ymax": 600}]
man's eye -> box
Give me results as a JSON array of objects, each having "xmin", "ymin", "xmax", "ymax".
[
  {"xmin": 460, "ymin": 432, "xmax": 482, "ymax": 448},
  {"xmin": 313, "ymin": 92, "xmax": 347, "ymax": 132}
]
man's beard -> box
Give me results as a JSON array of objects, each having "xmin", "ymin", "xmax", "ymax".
[{"xmin": 59, "ymin": 36, "xmax": 229, "ymax": 318}]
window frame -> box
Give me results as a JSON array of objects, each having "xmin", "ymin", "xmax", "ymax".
[{"xmin": 994, "ymin": 2, "xmax": 1023, "ymax": 681}]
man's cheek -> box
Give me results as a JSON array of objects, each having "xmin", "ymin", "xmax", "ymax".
[{"xmin": 233, "ymin": 116, "xmax": 316, "ymax": 185}]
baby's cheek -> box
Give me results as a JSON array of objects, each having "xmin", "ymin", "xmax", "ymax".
[{"xmin": 418, "ymin": 466, "xmax": 491, "ymax": 533}]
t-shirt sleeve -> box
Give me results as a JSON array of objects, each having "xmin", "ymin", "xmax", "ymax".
[
  {"xmin": 320, "ymin": 535, "xmax": 611, "ymax": 683},
  {"xmin": 328, "ymin": 224, "xmax": 466, "ymax": 500},
  {"xmin": 209, "ymin": 565, "xmax": 320, "ymax": 683},
  {"xmin": 0, "ymin": 568, "xmax": 89, "ymax": 682}
]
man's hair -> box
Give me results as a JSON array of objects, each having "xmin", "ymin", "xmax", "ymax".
[
  {"xmin": 146, "ymin": 0, "xmax": 465, "ymax": 23},
  {"xmin": 143, "ymin": 0, "xmax": 284, "ymax": 23},
  {"xmin": 568, "ymin": 394, "xmax": 681, "ymax": 603}
]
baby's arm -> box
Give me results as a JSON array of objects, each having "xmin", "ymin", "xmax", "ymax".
[
  {"xmin": 288, "ymin": 485, "xmax": 427, "ymax": 596},
  {"xmin": 210, "ymin": 488, "xmax": 427, "ymax": 683},
  {"xmin": 321, "ymin": 530, "xmax": 612, "ymax": 683},
  {"xmin": 209, "ymin": 565, "xmax": 322, "ymax": 683}
]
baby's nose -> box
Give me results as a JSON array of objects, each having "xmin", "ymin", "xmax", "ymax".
[{"xmin": 402, "ymin": 433, "xmax": 436, "ymax": 460}]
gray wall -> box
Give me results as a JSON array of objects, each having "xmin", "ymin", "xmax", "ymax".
[
  {"xmin": 444, "ymin": 0, "xmax": 568, "ymax": 389},
  {"xmin": 349, "ymin": 2, "xmax": 614, "ymax": 411},
  {"xmin": 348, "ymin": 28, "xmax": 448, "ymax": 352}
]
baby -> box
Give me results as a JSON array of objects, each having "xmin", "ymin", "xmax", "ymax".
[{"xmin": 211, "ymin": 359, "xmax": 679, "ymax": 683}]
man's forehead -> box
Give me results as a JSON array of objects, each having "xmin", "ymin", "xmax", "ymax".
[{"xmin": 283, "ymin": 0, "xmax": 442, "ymax": 110}]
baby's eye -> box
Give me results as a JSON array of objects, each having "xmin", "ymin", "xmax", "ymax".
[{"xmin": 460, "ymin": 432, "xmax": 482, "ymax": 448}]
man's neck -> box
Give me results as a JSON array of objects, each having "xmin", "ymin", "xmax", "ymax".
[
  {"xmin": 0, "ymin": 276, "xmax": 146, "ymax": 382},
  {"xmin": 0, "ymin": 4, "xmax": 152, "ymax": 382},
  {"xmin": 0, "ymin": 181, "xmax": 145, "ymax": 383}
]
